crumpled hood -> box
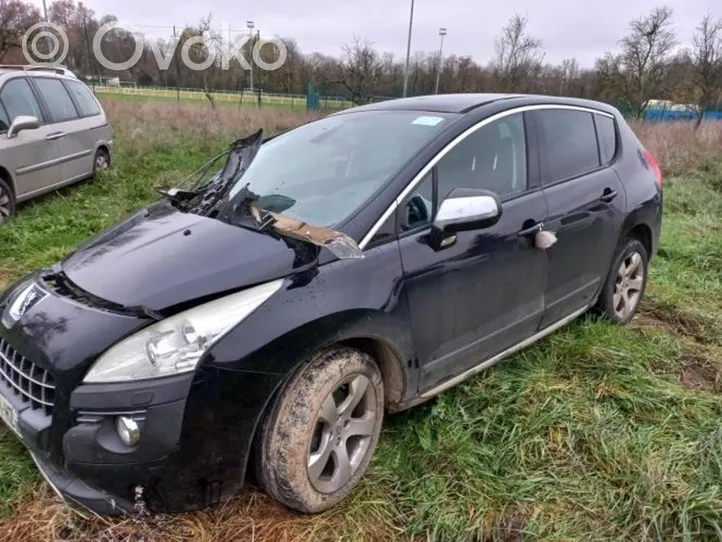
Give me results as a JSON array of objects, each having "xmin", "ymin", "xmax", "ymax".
[{"xmin": 61, "ymin": 201, "xmax": 312, "ymax": 312}]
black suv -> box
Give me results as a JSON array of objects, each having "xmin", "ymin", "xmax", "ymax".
[{"xmin": 0, "ymin": 94, "xmax": 662, "ymax": 515}]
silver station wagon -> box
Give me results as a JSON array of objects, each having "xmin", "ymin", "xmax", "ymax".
[{"xmin": 0, "ymin": 65, "xmax": 112, "ymax": 222}]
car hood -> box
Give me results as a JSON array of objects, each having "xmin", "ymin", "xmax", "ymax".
[{"xmin": 61, "ymin": 201, "xmax": 315, "ymax": 312}]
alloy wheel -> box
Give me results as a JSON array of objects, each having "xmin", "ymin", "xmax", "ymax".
[
  {"xmin": 307, "ymin": 374, "xmax": 378, "ymax": 494},
  {"xmin": 613, "ymin": 251, "xmax": 644, "ymax": 319},
  {"xmin": 95, "ymin": 153, "xmax": 109, "ymax": 172},
  {"xmin": 0, "ymin": 184, "xmax": 11, "ymax": 222}
]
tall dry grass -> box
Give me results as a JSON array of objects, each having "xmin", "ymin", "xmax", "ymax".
[
  {"xmin": 101, "ymin": 99, "xmax": 321, "ymax": 155},
  {"xmin": 629, "ymin": 119, "xmax": 722, "ymax": 176}
]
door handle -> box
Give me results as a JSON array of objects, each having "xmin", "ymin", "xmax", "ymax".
[
  {"xmin": 600, "ymin": 189, "xmax": 618, "ymax": 203},
  {"xmin": 45, "ymin": 132, "xmax": 66, "ymax": 141},
  {"xmin": 517, "ymin": 221, "xmax": 544, "ymax": 238}
]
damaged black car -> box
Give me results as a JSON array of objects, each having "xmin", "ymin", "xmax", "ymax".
[{"xmin": 0, "ymin": 94, "xmax": 662, "ymax": 515}]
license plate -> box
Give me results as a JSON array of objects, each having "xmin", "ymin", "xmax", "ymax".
[{"xmin": 0, "ymin": 394, "xmax": 19, "ymax": 435}]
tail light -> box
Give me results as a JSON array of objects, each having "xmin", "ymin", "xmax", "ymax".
[{"xmin": 644, "ymin": 149, "xmax": 663, "ymax": 189}]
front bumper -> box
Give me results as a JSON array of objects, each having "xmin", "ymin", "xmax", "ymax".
[{"xmin": 31, "ymin": 452, "xmax": 136, "ymax": 516}]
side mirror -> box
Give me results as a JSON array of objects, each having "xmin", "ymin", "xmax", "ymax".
[
  {"xmin": 432, "ymin": 188, "xmax": 502, "ymax": 245},
  {"xmin": 7, "ymin": 116, "xmax": 39, "ymax": 139}
]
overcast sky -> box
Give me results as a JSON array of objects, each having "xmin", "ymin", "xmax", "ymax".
[{"xmin": 30, "ymin": 0, "xmax": 719, "ymax": 66}]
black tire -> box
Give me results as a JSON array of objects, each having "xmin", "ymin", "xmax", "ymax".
[
  {"xmin": 595, "ymin": 238, "xmax": 649, "ymax": 324},
  {"xmin": 92, "ymin": 148, "xmax": 110, "ymax": 179},
  {"xmin": 0, "ymin": 177, "xmax": 15, "ymax": 224},
  {"xmin": 254, "ymin": 347, "xmax": 384, "ymax": 513}
]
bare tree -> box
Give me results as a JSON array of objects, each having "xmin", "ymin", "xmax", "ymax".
[
  {"xmin": 691, "ymin": 13, "xmax": 722, "ymax": 127},
  {"xmin": 0, "ymin": 0, "xmax": 41, "ymax": 62},
  {"xmin": 326, "ymin": 37, "xmax": 382, "ymax": 104},
  {"xmin": 618, "ymin": 6, "xmax": 678, "ymax": 117},
  {"xmin": 491, "ymin": 14, "xmax": 545, "ymax": 93}
]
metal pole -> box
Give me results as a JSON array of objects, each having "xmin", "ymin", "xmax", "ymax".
[
  {"xmin": 42, "ymin": 0, "xmax": 48, "ymax": 21},
  {"xmin": 402, "ymin": 0, "xmax": 415, "ymax": 97},
  {"xmin": 247, "ymin": 22, "xmax": 255, "ymax": 92},
  {"xmin": 434, "ymin": 29, "xmax": 447, "ymax": 94}
]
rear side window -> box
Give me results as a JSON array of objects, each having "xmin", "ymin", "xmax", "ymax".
[
  {"xmin": 537, "ymin": 109, "xmax": 600, "ymax": 183},
  {"xmin": 595, "ymin": 114, "xmax": 617, "ymax": 165},
  {"xmin": 0, "ymin": 78, "xmax": 44, "ymax": 123},
  {"xmin": 34, "ymin": 78, "xmax": 78, "ymax": 122},
  {"xmin": 65, "ymin": 80, "xmax": 101, "ymax": 116}
]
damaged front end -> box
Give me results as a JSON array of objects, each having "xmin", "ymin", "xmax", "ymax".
[{"xmin": 158, "ymin": 130, "xmax": 363, "ymax": 260}]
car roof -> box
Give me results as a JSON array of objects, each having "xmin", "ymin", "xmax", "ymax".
[
  {"xmin": 336, "ymin": 93, "xmax": 619, "ymax": 117},
  {"xmin": 346, "ymin": 93, "xmax": 520, "ymax": 114}
]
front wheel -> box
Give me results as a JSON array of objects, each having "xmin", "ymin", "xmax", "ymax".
[
  {"xmin": 595, "ymin": 238, "xmax": 649, "ymax": 323},
  {"xmin": 92, "ymin": 148, "xmax": 110, "ymax": 179},
  {"xmin": 0, "ymin": 178, "xmax": 15, "ymax": 224},
  {"xmin": 254, "ymin": 347, "xmax": 384, "ymax": 513}
]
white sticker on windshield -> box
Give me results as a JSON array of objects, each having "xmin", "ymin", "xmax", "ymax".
[{"xmin": 412, "ymin": 116, "xmax": 445, "ymax": 127}]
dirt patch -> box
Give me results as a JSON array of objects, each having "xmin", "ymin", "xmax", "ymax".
[
  {"xmin": 680, "ymin": 363, "xmax": 721, "ymax": 391},
  {"xmin": 0, "ymin": 486, "xmax": 328, "ymax": 542},
  {"xmin": 634, "ymin": 300, "xmax": 718, "ymax": 346},
  {"xmin": 483, "ymin": 507, "xmax": 528, "ymax": 542}
]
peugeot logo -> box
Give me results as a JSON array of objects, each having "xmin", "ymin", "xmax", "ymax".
[{"xmin": 1, "ymin": 283, "xmax": 47, "ymax": 329}]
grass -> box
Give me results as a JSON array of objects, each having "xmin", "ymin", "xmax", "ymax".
[{"xmin": 0, "ymin": 101, "xmax": 722, "ymax": 540}]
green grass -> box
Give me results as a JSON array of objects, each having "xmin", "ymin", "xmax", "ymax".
[{"xmin": 0, "ymin": 108, "xmax": 721, "ymax": 540}]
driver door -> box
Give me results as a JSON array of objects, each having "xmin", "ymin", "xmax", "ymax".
[{"xmin": 397, "ymin": 111, "xmax": 549, "ymax": 392}]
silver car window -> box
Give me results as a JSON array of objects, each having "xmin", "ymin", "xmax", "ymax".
[
  {"xmin": 0, "ymin": 78, "xmax": 44, "ymax": 123},
  {"xmin": 34, "ymin": 78, "xmax": 79, "ymax": 122}
]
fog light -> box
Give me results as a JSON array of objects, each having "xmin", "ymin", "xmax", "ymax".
[{"xmin": 116, "ymin": 416, "xmax": 140, "ymax": 446}]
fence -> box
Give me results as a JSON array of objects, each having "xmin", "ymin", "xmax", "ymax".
[{"xmin": 93, "ymin": 84, "xmax": 354, "ymax": 111}]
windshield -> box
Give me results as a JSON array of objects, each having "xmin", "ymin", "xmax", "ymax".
[{"xmin": 226, "ymin": 110, "xmax": 457, "ymax": 228}]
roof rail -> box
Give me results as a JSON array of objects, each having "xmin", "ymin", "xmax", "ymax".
[{"xmin": 0, "ymin": 64, "xmax": 74, "ymax": 77}]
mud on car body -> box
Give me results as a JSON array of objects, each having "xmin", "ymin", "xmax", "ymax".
[{"xmin": 0, "ymin": 94, "xmax": 662, "ymax": 515}]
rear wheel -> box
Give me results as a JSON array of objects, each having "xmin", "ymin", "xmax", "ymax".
[
  {"xmin": 0, "ymin": 178, "xmax": 15, "ymax": 224},
  {"xmin": 93, "ymin": 148, "xmax": 110, "ymax": 179},
  {"xmin": 596, "ymin": 238, "xmax": 648, "ymax": 323},
  {"xmin": 255, "ymin": 347, "xmax": 384, "ymax": 513}
]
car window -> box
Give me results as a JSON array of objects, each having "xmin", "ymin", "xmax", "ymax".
[
  {"xmin": 34, "ymin": 78, "xmax": 78, "ymax": 122},
  {"xmin": 595, "ymin": 114, "xmax": 617, "ymax": 165},
  {"xmin": 0, "ymin": 104, "xmax": 9, "ymax": 133},
  {"xmin": 400, "ymin": 171, "xmax": 434, "ymax": 231},
  {"xmin": 227, "ymin": 110, "xmax": 458, "ymax": 228},
  {"xmin": 437, "ymin": 112, "xmax": 527, "ymax": 201},
  {"xmin": 65, "ymin": 80, "xmax": 101, "ymax": 116},
  {"xmin": 538, "ymin": 109, "xmax": 600, "ymax": 183},
  {"xmin": 0, "ymin": 78, "xmax": 43, "ymax": 124}
]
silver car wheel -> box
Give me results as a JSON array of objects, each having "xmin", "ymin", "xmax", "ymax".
[
  {"xmin": 307, "ymin": 374, "xmax": 378, "ymax": 494},
  {"xmin": 95, "ymin": 153, "xmax": 109, "ymax": 172},
  {"xmin": 0, "ymin": 184, "xmax": 11, "ymax": 222},
  {"xmin": 613, "ymin": 251, "xmax": 644, "ymax": 319}
]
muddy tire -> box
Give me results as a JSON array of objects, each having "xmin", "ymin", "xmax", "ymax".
[
  {"xmin": 595, "ymin": 238, "xmax": 649, "ymax": 324},
  {"xmin": 254, "ymin": 347, "xmax": 384, "ymax": 513},
  {"xmin": 0, "ymin": 177, "xmax": 15, "ymax": 224}
]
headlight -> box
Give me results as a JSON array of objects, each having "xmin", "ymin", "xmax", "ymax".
[{"xmin": 83, "ymin": 280, "xmax": 284, "ymax": 383}]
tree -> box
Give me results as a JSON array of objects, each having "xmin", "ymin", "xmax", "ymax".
[
  {"xmin": 491, "ymin": 14, "xmax": 545, "ymax": 93},
  {"xmin": 323, "ymin": 37, "xmax": 382, "ymax": 104},
  {"xmin": 617, "ymin": 6, "xmax": 678, "ymax": 117},
  {"xmin": 690, "ymin": 13, "xmax": 722, "ymax": 127},
  {"xmin": 0, "ymin": 0, "xmax": 41, "ymax": 62}
]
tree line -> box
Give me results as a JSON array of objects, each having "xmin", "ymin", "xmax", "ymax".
[{"xmin": 1, "ymin": 1, "xmax": 721, "ymax": 121}]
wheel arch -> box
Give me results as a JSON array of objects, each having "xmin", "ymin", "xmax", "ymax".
[
  {"xmin": 624, "ymin": 222, "xmax": 653, "ymax": 257},
  {"xmin": 0, "ymin": 164, "xmax": 15, "ymax": 195}
]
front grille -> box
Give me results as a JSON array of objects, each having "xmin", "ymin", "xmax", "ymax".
[{"xmin": 0, "ymin": 338, "xmax": 55, "ymax": 416}]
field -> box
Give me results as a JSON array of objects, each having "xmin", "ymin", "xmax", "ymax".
[
  {"xmin": 93, "ymin": 85, "xmax": 352, "ymax": 111},
  {"xmin": 1, "ymin": 99, "xmax": 722, "ymax": 541}
]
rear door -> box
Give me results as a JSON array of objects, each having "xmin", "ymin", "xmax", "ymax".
[
  {"xmin": 30, "ymin": 77, "xmax": 92, "ymax": 183},
  {"xmin": 397, "ymin": 111, "xmax": 549, "ymax": 392},
  {"xmin": 533, "ymin": 107, "xmax": 626, "ymax": 327},
  {"xmin": 0, "ymin": 76, "xmax": 60, "ymax": 199}
]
